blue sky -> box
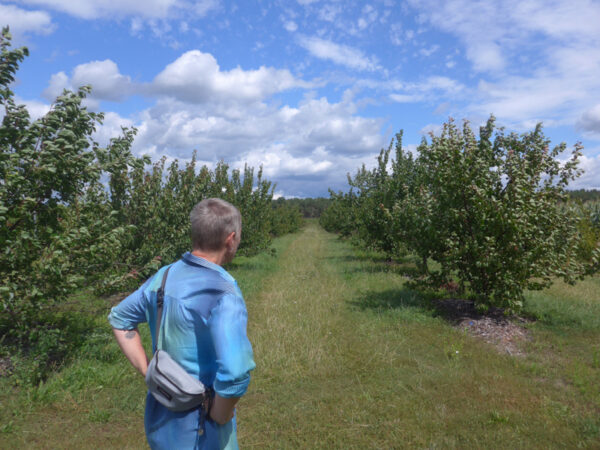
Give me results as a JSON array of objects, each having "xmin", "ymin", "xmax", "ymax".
[{"xmin": 3, "ymin": 0, "xmax": 600, "ymax": 197}]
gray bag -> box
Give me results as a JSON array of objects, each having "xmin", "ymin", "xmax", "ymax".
[{"xmin": 145, "ymin": 266, "xmax": 208, "ymax": 412}]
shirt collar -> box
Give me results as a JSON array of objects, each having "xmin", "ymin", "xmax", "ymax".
[{"xmin": 181, "ymin": 252, "xmax": 235, "ymax": 283}]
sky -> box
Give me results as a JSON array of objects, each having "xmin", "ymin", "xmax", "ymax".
[{"xmin": 2, "ymin": 0, "xmax": 600, "ymax": 198}]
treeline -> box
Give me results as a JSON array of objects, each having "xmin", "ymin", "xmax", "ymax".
[
  {"xmin": 321, "ymin": 117, "xmax": 600, "ymax": 312},
  {"xmin": 0, "ymin": 28, "xmax": 301, "ymax": 359},
  {"xmin": 568, "ymin": 189, "xmax": 600, "ymax": 202},
  {"xmin": 273, "ymin": 197, "xmax": 330, "ymax": 218}
]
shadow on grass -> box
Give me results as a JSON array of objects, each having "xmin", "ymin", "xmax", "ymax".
[
  {"xmin": 324, "ymin": 253, "xmax": 424, "ymax": 278},
  {"xmin": 348, "ymin": 287, "xmax": 433, "ymax": 314},
  {"xmin": 348, "ymin": 287, "xmax": 511, "ymax": 326}
]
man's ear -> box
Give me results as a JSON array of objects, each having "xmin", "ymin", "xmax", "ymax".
[{"xmin": 224, "ymin": 231, "xmax": 236, "ymax": 247}]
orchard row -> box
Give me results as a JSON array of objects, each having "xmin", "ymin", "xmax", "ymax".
[
  {"xmin": 0, "ymin": 28, "xmax": 301, "ymax": 345},
  {"xmin": 321, "ymin": 117, "xmax": 600, "ymax": 312}
]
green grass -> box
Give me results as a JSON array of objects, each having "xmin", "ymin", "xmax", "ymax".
[{"xmin": 1, "ymin": 221, "xmax": 599, "ymax": 448}]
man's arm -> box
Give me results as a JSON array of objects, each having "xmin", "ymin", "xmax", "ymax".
[
  {"xmin": 209, "ymin": 394, "xmax": 240, "ymax": 425},
  {"xmin": 112, "ymin": 328, "xmax": 149, "ymax": 376}
]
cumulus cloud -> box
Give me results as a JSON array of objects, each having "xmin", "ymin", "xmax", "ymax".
[
  {"xmin": 43, "ymin": 60, "xmax": 134, "ymax": 103},
  {"xmin": 298, "ymin": 36, "xmax": 380, "ymax": 72},
  {"xmin": 0, "ymin": 4, "xmax": 55, "ymax": 39},
  {"xmin": 152, "ymin": 50, "xmax": 308, "ymax": 104},
  {"xmin": 72, "ymin": 60, "xmax": 133, "ymax": 101},
  {"xmin": 92, "ymin": 111, "xmax": 135, "ymax": 147},
  {"xmin": 106, "ymin": 89, "xmax": 386, "ymax": 196},
  {"xmin": 129, "ymin": 94, "xmax": 384, "ymax": 160},
  {"xmin": 17, "ymin": 97, "xmax": 52, "ymax": 120}
]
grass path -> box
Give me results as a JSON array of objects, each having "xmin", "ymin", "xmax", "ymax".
[
  {"xmin": 240, "ymin": 220, "xmax": 599, "ymax": 448},
  {"xmin": 1, "ymin": 221, "xmax": 598, "ymax": 448}
]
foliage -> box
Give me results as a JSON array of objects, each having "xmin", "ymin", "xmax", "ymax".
[
  {"xmin": 1, "ymin": 27, "xmax": 133, "ymax": 344},
  {"xmin": 270, "ymin": 200, "xmax": 303, "ymax": 236},
  {"xmin": 572, "ymin": 201, "xmax": 600, "ymax": 262},
  {"xmin": 319, "ymin": 188, "xmax": 358, "ymax": 238},
  {"xmin": 324, "ymin": 116, "xmax": 599, "ymax": 311},
  {"xmin": 320, "ymin": 132, "xmax": 417, "ymax": 258},
  {"xmin": 0, "ymin": 27, "xmax": 292, "ymax": 378},
  {"xmin": 100, "ymin": 155, "xmax": 276, "ymax": 293}
]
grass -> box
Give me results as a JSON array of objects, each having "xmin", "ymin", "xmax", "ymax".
[{"xmin": 1, "ymin": 220, "xmax": 599, "ymax": 448}]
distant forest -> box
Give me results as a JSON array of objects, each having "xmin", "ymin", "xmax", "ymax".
[
  {"xmin": 567, "ymin": 189, "xmax": 600, "ymax": 202},
  {"xmin": 273, "ymin": 190, "xmax": 599, "ymax": 219},
  {"xmin": 273, "ymin": 197, "xmax": 331, "ymax": 218}
]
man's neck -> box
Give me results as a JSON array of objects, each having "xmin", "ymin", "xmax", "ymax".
[{"xmin": 191, "ymin": 249, "xmax": 226, "ymax": 266}]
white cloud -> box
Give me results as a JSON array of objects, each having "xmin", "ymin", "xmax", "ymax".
[
  {"xmin": 242, "ymin": 145, "xmax": 333, "ymax": 178},
  {"xmin": 42, "ymin": 71, "xmax": 70, "ymax": 100},
  {"xmin": 419, "ymin": 123, "xmax": 443, "ymax": 136},
  {"xmin": 0, "ymin": 4, "xmax": 55, "ymax": 39},
  {"xmin": 114, "ymin": 89, "xmax": 386, "ymax": 196},
  {"xmin": 408, "ymin": 0, "xmax": 600, "ymax": 73},
  {"xmin": 385, "ymin": 76, "xmax": 465, "ymax": 103},
  {"xmin": 19, "ymin": 0, "xmax": 219, "ymax": 20},
  {"xmin": 577, "ymin": 104, "xmax": 600, "ymax": 135},
  {"xmin": 92, "ymin": 111, "xmax": 135, "ymax": 147},
  {"xmin": 389, "ymin": 23, "xmax": 403, "ymax": 46},
  {"xmin": 390, "ymin": 93, "xmax": 423, "ymax": 103},
  {"xmin": 71, "ymin": 60, "xmax": 133, "ymax": 101},
  {"xmin": 284, "ymin": 21, "xmax": 298, "ymax": 32},
  {"xmin": 152, "ymin": 50, "xmax": 307, "ymax": 104},
  {"xmin": 17, "ymin": 97, "xmax": 51, "ymax": 121},
  {"xmin": 406, "ymin": 0, "xmax": 600, "ymax": 134},
  {"xmin": 193, "ymin": 0, "xmax": 219, "ymax": 16},
  {"xmin": 317, "ymin": 4, "xmax": 341, "ymax": 22},
  {"xmin": 43, "ymin": 60, "xmax": 133, "ymax": 103},
  {"xmin": 419, "ymin": 44, "xmax": 439, "ymax": 57},
  {"xmin": 298, "ymin": 36, "xmax": 380, "ymax": 71},
  {"xmin": 357, "ymin": 4, "xmax": 378, "ymax": 30},
  {"xmin": 472, "ymin": 69, "xmax": 595, "ymax": 129},
  {"xmin": 569, "ymin": 153, "xmax": 600, "ymax": 190}
]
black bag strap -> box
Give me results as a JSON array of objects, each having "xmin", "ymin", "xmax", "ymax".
[{"xmin": 155, "ymin": 266, "xmax": 171, "ymax": 353}]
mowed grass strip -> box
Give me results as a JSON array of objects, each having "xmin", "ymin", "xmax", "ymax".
[
  {"xmin": 1, "ymin": 222, "xmax": 598, "ymax": 448},
  {"xmin": 239, "ymin": 220, "xmax": 600, "ymax": 449}
]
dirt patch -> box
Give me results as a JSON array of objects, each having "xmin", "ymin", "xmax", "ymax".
[
  {"xmin": 434, "ymin": 298, "xmax": 533, "ymax": 357},
  {"xmin": 0, "ymin": 356, "xmax": 14, "ymax": 377}
]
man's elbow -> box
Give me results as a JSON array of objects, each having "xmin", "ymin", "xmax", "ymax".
[{"xmin": 212, "ymin": 412, "xmax": 234, "ymax": 426}]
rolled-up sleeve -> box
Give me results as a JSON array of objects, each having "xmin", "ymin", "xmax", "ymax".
[
  {"xmin": 208, "ymin": 293, "xmax": 256, "ymax": 398},
  {"xmin": 107, "ymin": 277, "xmax": 152, "ymax": 330}
]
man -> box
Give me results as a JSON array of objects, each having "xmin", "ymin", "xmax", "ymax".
[{"xmin": 108, "ymin": 198, "xmax": 255, "ymax": 449}]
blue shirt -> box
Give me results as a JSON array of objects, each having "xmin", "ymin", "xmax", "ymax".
[{"xmin": 108, "ymin": 252, "xmax": 256, "ymax": 449}]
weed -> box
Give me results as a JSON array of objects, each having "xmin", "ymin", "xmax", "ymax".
[{"xmin": 488, "ymin": 410, "xmax": 510, "ymax": 424}]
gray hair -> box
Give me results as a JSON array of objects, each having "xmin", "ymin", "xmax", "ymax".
[{"xmin": 190, "ymin": 198, "xmax": 242, "ymax": 251}]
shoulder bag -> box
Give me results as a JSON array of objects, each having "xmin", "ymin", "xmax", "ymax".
[{"xmin": 145, "ymin": 266, "xmax": 210, "ymax": 412}]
